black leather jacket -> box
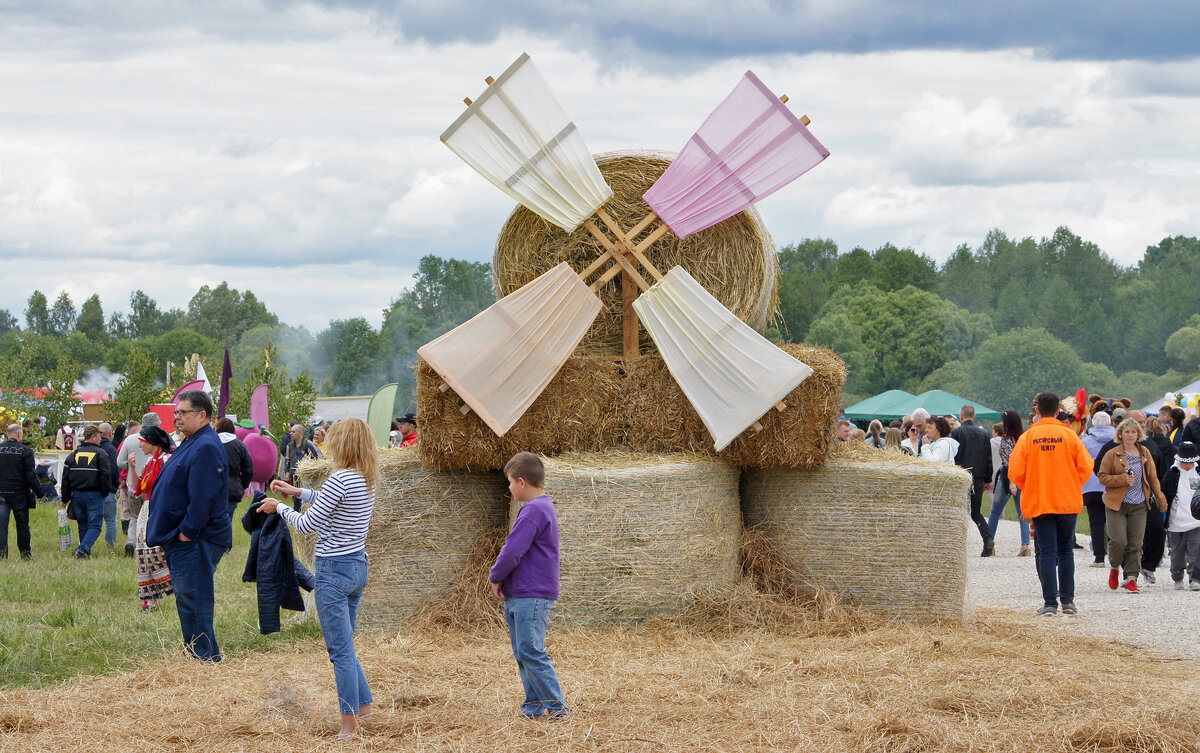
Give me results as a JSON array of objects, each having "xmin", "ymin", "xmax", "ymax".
[
  {"xmin": 950, "ymin": 420, "xmax": 994, "ymax": 482},
  {"xmin": 0, "ymin": 440, "xmax": 44, "ymax": 510}
]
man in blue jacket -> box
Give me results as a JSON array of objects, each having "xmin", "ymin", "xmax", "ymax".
[{"xmin": 147, "ymin": 390, "xmax": 232, "ymax": 662}]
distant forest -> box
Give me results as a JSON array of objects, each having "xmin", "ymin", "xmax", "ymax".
[{"xmin": 2, "ymin": 227, "xmax": 1198, "ymax": 423}]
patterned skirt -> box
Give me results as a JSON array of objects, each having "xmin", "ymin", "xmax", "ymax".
[{"xmin": 135, "ymin": 497, "xmax": 173, "ymax": 600}]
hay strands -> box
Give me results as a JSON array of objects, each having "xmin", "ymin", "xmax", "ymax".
[{"xmin": 417, "ymin": 262, "xmax": 602, "ymax": 436}]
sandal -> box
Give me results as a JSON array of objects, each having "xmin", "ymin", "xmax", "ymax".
[
  {"xmin": 335, "ymin": 732, "xmax": 361, "ymax": 742},
  {"xmin": 1018, "ymin": 545, "xmax": 1030, "ymax": 557}
]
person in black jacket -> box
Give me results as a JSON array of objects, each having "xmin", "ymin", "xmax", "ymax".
[
  {"xmin": 60, "ymin": 425, "xmax": 116, "ymax": 559},
  {"xmin": 0, "ymin": 423, "xmax": 46, "ymax": 559},
  {"xmin": 951, "ymin": 405, "xmax": 995, "ymax": 556},
  {"xmin": 216, "ymin": 418, "xmax": 255, "ymax": 527},
  {"xmin": 241, "ymin": 493, "xmax": 313, "ymax": 634}
]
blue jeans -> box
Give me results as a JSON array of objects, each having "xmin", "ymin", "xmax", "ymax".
[
  {"xmin": 987, "ymin": 483, "xmax": 1030, "ymax": 545},
  {"xmin": 72, "ymin": 491, "xmax": 105, "ymax": 555},
  {"xmin": 1032, "ymin": 513, "xmax": 1077, "ymax": 608},
  {"xmin": 103, "ymin": 493, "xmax": 119, "ymax": 548},
  {"xmin": 315, "ymin": 552, "xmax": 373, "ymax": 715},
  {"xmin": 504, "ymin": 597, "xmax": 567, "ymax": 717},
  {"xmin": 163, "ymin": 538, "xmax": 224, "ymax": 661}
]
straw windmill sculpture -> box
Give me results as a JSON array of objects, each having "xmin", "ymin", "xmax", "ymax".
[{"xmin": 419, "ymin": 53, "xmax": 830, "ymax": 452}]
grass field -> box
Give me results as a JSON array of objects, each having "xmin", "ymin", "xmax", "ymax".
[{"xmin": 0, "ymin": 496, "xmax": 320, "ymax": 689}]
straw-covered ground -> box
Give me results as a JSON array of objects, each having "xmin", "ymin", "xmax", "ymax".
[{"xmin": 3, "ymin": 529, "xmax": 1200, "ymax": 752}]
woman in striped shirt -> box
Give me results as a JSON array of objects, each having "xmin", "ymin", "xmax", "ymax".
[{"xmin": 261, "ymin": 418, "xmax": 378, "ymax": 741}]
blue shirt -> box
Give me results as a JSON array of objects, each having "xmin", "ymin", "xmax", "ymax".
[
  {"xmin": 146, "ymin": 425, "xmax": 233, "ymax": 549},
  {"xmin": 490, "ymin": 495, "xmax": 560, "ymax": 600}
]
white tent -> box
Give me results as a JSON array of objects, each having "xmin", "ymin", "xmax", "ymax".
[{"xmin": 1143, "ymin": 378, "xmax": 1200, "ymax": 414}]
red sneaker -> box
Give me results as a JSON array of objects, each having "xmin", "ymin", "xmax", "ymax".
[
  {"xmin": 1123, "ymin": 578, "xmax": 1140, "ymax": 593},
  {"xmin": 1109, "ymin": 568, "xmax": 1119, "ymax": 590}
]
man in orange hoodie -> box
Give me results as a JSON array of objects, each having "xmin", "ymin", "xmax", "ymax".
[{"xmin": 1008, "ymin": 392, "xmax": 1094, "ymax": 617}]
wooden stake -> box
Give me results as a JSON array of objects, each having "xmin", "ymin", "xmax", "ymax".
[
  {"xmin": 800, "ymin": 115, "xmax": 811, "ymax": 126},
  {"xmin": 485, "ymin": 76, "xmax": 495, "ymax": 85},
  {"xmin": 622, "ymin": 271, "xmax": 639, "ymax": 358},
  {"xmin": 439, "ymin": 382, "xmax": 450, "ymax": 393},
  {"xmin": 779, "ymin": 94, "xmax": 789, "ymax": 104},
  {"xmin": 463, "ymin": 97, "xmax": 473, "ymax": 106},
  {"xmin": 752, "ymin": 421, "xmax": 764, "ymax": 433},
  {"xmin": 459, "ymin": 404, "xmax": 472, "ymax": 416},
  {"xmin": 775, "ymin": 401, "xmax": 788, "ymax": 412}
]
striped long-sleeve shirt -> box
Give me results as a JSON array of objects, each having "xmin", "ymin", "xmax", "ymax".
[{"xmin": 277, "ymin": 469, "xmax": 375, "ymax": 557}]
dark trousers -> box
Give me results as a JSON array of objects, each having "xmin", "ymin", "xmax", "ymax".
[
  {"xmin": 0, "ymin": 499, "xmax": 31, "ymax": 556},
  {"xmin": 1083, "ymin": 492, "xmax": 1107, "ymax": 563},
  {"xmin": 163, "ymin": 538, "xmax": 224, "ymax": 661},
  {"xmin": 968, "ymin": 478, "xmax": 992, "ymax": 543},
  {"xmin": 1032, "ymin": 513, "xmax": 1077, "ymax": 607},
  {"xmin": 1141, "ymin": 508, "xmax": 1166, "ymax": 572}
]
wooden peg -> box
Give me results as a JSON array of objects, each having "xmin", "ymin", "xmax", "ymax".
[
  {"xmin": 439, "ymin": 382, "xmax": 450, "ymax": 393},
  {"xmin": 485, "ymin": 76, "xmax": 495, "ymax": 85},
  {"xmin": 775, "ymin": 401, "xmax": 787, "ymax": 412},
  {"xmin": 800, "ymin": 115, "xmax": 811, "ymax": 126},
  {"xmin": 752, "ymin": 421, "xmax": 764, "ymax": 433},
  {"xmin": 779, "ymin": 94, "xmax": 789, "ymax": 104},
  {"xmin": 459, "ymin": 404, "xmax": 472, "ymax": 416},
  {"xmin": 464, "ymin": 97, "xmax": 473, "ymax": 106}
]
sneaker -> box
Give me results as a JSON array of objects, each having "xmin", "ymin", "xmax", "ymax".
[
  {"xmin": 1036, "ymin": 605, "xmax": 1057, "ymax": 617},
  {"xmin": 125, "ymin": 543, "xmax": 135, "ymax": 558},
  {"xmin": 1061, "ymin": 602, "xmax": 1078, "ymax": 615},
  {"xmin": 1141, "ymin": 568, "xmax": 1157, "ymax": 585},
  {"xmin": 1089, "ymin": 560, "xmax": 1107, "ymax": 568},
  {"xmin": 981, "ymin": 540, "xmax": 995, "ymax": 557},
  {"xmin": 19, "ymin": 551, "xmax": 32, "ymax": 561},
  {"xmin": 1122, "ymin": 578, "xmax": 1140, "ymax": 593},
  {"xmin": 73, "ymin": 549, "xmax": 90, "ymax": 559},
  {"xmin": 546, "ymin": 708, "xmax": 571, "ymax": 720},
  {"xmin": 1176, "ymin": 580, "xmax": 1187, "ymax": 591},
  {"xmin": 1191, "ymin": 579, "xmax": 1200, "ymax": 592},
  {"xmin": 1108, "ymin": 568, "xmax": 1119, "ymax": 590}
]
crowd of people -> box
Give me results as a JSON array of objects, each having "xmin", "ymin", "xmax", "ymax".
[{"xmin": 842, "ymin": 393, "xmax": 1200, "ymax": 614}]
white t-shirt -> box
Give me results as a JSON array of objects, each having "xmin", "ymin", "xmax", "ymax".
[{"xmin": 1169, "ymin": 464, "xmax": 1200, "ymax": 533}]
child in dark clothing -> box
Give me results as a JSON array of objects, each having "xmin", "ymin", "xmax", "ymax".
[{"xmin": 489, "ymin": 452, "xmax": 569, "ymax": 719}]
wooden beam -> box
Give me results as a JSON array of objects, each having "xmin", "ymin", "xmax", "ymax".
[
  {"xmin": 627, "ymin": 210, "xmax": 659, "ymax": 238},
  {"xmin": 588, "ymin": 262, "xmax": 623, "ymax": 292},
  {"xmin": 622, "ymin": 271, "xmax": 639, "ymax": 358}
]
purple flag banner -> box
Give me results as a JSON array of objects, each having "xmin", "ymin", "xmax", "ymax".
[{"xmin": 218, "ymin": 349, "xmax": 232, "ymax": 418}]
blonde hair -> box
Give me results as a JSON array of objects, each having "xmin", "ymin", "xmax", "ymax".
[
  {"xmin": 324, "ymin": 419, "xmax": 379, "ymax": 491},
  {"xmin": 883, "ymin": 427, "xmax": 903, "ymax": 450},
  {"xmin": 1115, "ymin": 418, "xmax": 1145, "ymax": 442}
]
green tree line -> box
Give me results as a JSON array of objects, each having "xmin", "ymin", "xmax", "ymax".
[{"xmin": 3, "ymin": 229, "xmax": 1198, "ymax": 430}]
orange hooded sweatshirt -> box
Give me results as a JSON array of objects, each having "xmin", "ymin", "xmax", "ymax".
[{"xmin": 1007, "ymin": 416, "xmax": 1093, "ymax": 518}]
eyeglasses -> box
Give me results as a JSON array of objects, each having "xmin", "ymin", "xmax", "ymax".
[
  {"xmin": 175, "ymin": 409, "xmax": 200, "ymax": 416},
  {"xmin": 908, "ymin": 428, "xmax": 918, "ymax": 433}
]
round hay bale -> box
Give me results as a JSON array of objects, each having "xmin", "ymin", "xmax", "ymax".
[
  {"xmin": 508, "ymin": 452, "xmax": 742, "ymax": 624},
  {"xmin": 740, "ymin": 446, "xmax": 972, "ymax": 621},
  {"xmin": 295, "ymin": 448, "xmax": 508, "ymax": 632},
  {"xmin": 493, "ymin": 150, "xmax": 779, "ymax": 356}
]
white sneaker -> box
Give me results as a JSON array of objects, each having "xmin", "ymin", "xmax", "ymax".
[
  {"xmin": 1176, "ymin": 581, "xmax": 1187, "ymax": 591},
  {"xmin": 1191, "ymin": 579, "xmax": 1200, "ymax": 592}
]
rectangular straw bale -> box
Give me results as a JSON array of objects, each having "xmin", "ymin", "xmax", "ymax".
[
  {"xmin": 624, "ymin": 343, "xmax": 846, "ymax": 468},
  {"xmin": 416, "ymin": 356, "xmax": 624, "ymax": 470},
  {"xmin": 741, "ymin": 445, "xmax": 972, "ymax": 621}
]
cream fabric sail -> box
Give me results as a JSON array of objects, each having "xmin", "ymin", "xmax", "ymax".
[
  {"xmin": 633, "ymin": 266, "xmax": 814, "ymax": 451},
  {"xmin": 418, "ymin": 262, "xmax": 603, "ymax": 437},
  {"xmin": 440, "ymin": 53, "xmax": 613, "ymax": 233}
]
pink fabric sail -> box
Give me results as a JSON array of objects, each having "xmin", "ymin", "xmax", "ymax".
[
  {"xmin": 171, "ymin": 380, "xmax": 206, "ymax": 404},
  {"xmin": 250, "ymin": 384, "xmax": 270, "ymax": 430},
  {"xmin": 643, "ymin": 71, "xmax": 829, "ymax": 239}
]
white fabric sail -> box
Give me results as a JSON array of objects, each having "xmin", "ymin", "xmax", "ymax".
[
  {"xmin": 633, "ymin": 266, "xmax": 813, "ymax": 451},
  {"xmin": 440, "ymin": 53, "xmax": 612, "ymax": 233},
  {"xmin": 418, "ymin": 262, "xmax": 603, "ymax": 437}
]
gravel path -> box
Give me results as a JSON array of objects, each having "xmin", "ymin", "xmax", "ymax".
[{"xmin": 966, "ymin": 520, "xmax": 1200, "ymax": 659}]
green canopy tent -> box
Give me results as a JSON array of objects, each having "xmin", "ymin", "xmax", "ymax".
[
  {"xmin": 877, "ymin": 389, "xmax": 1001, "ymax": 423},
  {"xmin": 844, "ymin": 389, "xmax": 916, "ymax": 422}
]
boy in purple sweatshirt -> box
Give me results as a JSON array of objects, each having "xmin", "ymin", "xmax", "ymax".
[{"xmin": 489, "ymin": 452, "xmax": 569, "ymax": 719}]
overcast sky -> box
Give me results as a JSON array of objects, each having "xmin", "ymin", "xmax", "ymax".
[{"xmin": 2, "ymin": 1, "xmax": 1198, "ymax": 331}]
